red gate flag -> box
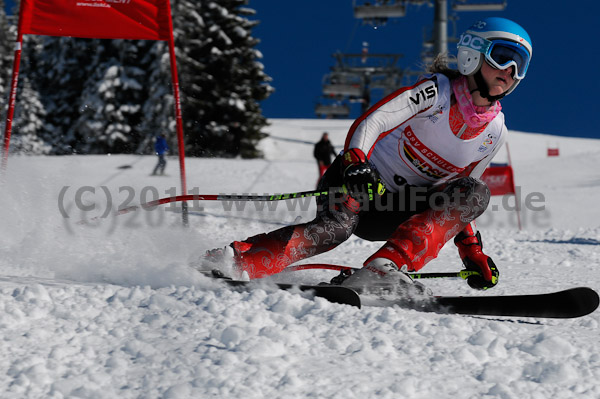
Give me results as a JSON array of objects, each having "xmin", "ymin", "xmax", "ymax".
[
  {"xmin": 481, "ymin": 163, "xmax": 516, "ymax": 196},
  {"xmin": 3, "ymin": 0, "xmax": 189, "ymax": 224},
  {"xmin": 19, "ymin": 0, "xmax": 172, "ymax": 40},
  {"xmin": 480, "ymin": 144, "xmax": 522, "ymax": 230},
  {"xmin": 547, "ymin": 148, "xmax": 560, "ymax": 157}
]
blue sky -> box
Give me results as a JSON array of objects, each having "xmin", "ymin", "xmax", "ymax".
[
  {"xmin": 248, "ymin": 1, "xmax": 600, "ymax": 139},
  {"xmin": 4, "ymin": 1, "xmax": 599, "ymax": 139}
]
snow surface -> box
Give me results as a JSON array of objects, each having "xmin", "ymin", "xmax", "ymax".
[{"xmin": 1, "ymin": 118, "xmax": 600, "ymax": 398}]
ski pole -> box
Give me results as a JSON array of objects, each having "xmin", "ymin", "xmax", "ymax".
[
  {"xmin": 115, "ymin": 180, "xmax": 391, "ymax": 216},
  {"xmin": 184, "ymin": 189, "xmax": 332, "ymax": 202},
  {"xmin": 284, "ymin": 264, "xmax": 481, "ymax": 279},
  {"xmin": 116, "ymin": 189, "xmax": 335, "ymax": 215},
  {"xmin": 116, "ymin": 183, "xmax": 389, "ymax": 216}
]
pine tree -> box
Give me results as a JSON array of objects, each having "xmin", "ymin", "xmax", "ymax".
[
  {"xmin": 172, "ymin": 0, "xmax": 273, "ymax": 158},
  {"xmin": 4, "ymin": 14, "xmax": 55, "ymax": 154},
  {"xmin": 0, "ymin": 0, "xmax": 12, "ymax": 117},
  {"xmin": 10, "ymin": 76, "xmax": 52, "ymax": 154},
  {"xmin": 70, "ymin": 39, "xmax": 152, "ymax": 154},
  {"xmin": 21, "ymin": 36, "xmax": 106, "ymax": 154},
  {"xmin": 20, "ymin": 37, "xmax": 152, "ymax": 154},
  {"xmin": 137, "ymin": 40, "xmax": 174, "ymax": 155},
  {"xmin": 8, "ymin": 0, "xmax": 273, "ymax": 157}
]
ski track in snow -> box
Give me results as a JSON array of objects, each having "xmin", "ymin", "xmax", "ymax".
[{"xmin": 1, "ymin": 119, "xmax": 599, "ymax": 398}]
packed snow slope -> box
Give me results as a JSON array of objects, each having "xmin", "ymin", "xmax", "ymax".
[{"xmin": 1, "ymin": 118, "xmax": 599, "ymax": 398}]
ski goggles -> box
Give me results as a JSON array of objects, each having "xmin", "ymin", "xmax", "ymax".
[{"xmin": 482, "ymin": 39, "xmax": 531, "ymax": 80}]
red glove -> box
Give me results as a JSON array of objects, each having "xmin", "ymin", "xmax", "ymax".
[{"xmin": 454, "ymin": 229, "xmax": 499, "ymax": 290}]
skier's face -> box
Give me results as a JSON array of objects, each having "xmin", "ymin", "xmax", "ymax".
[{"xmin": 480, "ymin": 60, "xmax": 515, "ymax": 97}]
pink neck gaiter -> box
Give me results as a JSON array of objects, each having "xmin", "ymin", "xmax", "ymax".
[{"xmin": 451, "ymin": 75, "xmax": 501, "ymax": 129}]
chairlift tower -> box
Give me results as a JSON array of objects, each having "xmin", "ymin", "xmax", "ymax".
[{"xmin": 433, "ymin": 0, "xmax": 448, "ymax": 56}]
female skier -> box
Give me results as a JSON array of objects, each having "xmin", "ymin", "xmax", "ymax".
[{"xmin": 204, "ymin": 17, "xmax": 532, "ymax": 292}]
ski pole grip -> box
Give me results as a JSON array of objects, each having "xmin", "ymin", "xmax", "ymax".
[
  {"xmin": 458, "ymin": 270, "xmax": 482, "ymax": 279},
  {"xmin": 407, "ymin": 270, "xmax": 482, "ymax": 279}
]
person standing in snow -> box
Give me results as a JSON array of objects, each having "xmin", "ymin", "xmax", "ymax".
[
  {"xmin": 313, "ymin": 132, "xmax": 338, "ymax": 179},
  {"xmin": 152, "ymin": 135, "xmax": 169, "ymax": 175},
  {"xmin": 203, "ymin": 18, "xmax": 532, "ymax": 292}
]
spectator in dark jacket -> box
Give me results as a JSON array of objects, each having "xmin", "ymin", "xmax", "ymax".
[{"xmin": 313, "ymin": 132, "xmax": 337, "ymax": 179}]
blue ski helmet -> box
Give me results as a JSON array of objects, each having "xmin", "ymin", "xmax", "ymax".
[{"xmin": 457, "ymin": 17, "xmax": 532, "ymax": 96}]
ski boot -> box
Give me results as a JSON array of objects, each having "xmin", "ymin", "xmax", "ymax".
[
  {"xmin": 340, "ymin": 258, "xmax": 430, "ymax": 297},
  {"xmin": 193, "ymin": 245, "xmax": 249, "ymax": 281}
]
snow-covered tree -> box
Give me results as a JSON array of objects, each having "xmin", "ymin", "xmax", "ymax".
[
  {"xmin": 4, "ymin": 18, "xmax": 57, "ymax": 154},
  {"xmin": 8, "ymin": 0, "xmax": 273, "ymax": 157},
  {"xmin": 19, "ymin": 37, "xmax": 152, "ymax": 154},
  {"xmin": 172, "ymin": 0, "xmax": 273, "ymax": 158},
  {"xmin": 70, "ymin": 39, "xmax": 152, "ymax": 154},
  {"xmin": 137, "ymin": 41, "xmax": 174, "ymax": 155},
  {"xmin": 10, "ymin": 76, "xmax": 52, "ymax": 154},
  {"xmin": 20, "ymin": 36, "xmax": 107, "ymax": 154},
  {"xmin": 0, "ymin": 0, "xmax": 12, "ymax": 116}
]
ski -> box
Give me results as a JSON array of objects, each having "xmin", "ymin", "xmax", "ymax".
[
  {"xmin": 202, "ymin": 270, "xmax": 361, "ymax": 308},
  {"xmin": 286, "ymin": 263, "xmax": 599, "ymax": 318},
  {"xmin": 364, "ymin": 287, "xmax": 600, "ymax": 319},
  {"xmin": 200, "ymin": 268, "xmax": 599, "ymax": 318}
]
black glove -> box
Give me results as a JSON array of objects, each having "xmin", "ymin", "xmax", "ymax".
[
  {"xmin": 454, "ymin": 230, "xmax": 499, "ymax": 290},
  {"xmin": 341, "ymin": 148, "xmax": 380, "ymax": 201}
]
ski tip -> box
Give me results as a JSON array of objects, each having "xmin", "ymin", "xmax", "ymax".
[
  {"xmin": 429, "ymin": 287, "xmax": 600, "ymax": 319},
  {"xmin": 576, "ymin": 287, "xmax": 600, "ymax": 316}
]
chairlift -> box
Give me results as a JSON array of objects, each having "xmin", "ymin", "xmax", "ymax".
[
  {"xmin": 322, "ymin": 74, "xmax": 364, "ymax": 97},
  {"xmin": 353, "ymin": 0, "xmax": 407, "ymax": 19},
  {"xmin": 323, "ymin": 83, "xmax": 363, "ymax": 97},
  {"xmin": 451, "ymin": 0, "xmax": 507, "ymax": 11},
  {"xmin": 315, "ymin": 102, "xmax": 351, "ymax": 118}
]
